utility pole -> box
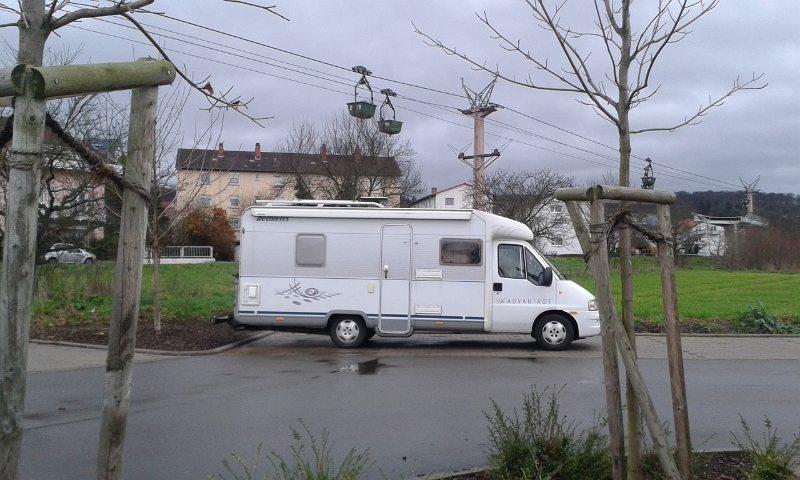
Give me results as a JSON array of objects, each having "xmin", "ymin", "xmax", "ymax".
[
  {"xmin": 459, "ymin": 78, "xmax": 501, "ymax": 211},
  {"xmin": 740, "ymin": 177, "xmax": 760, "ymax": 214}
]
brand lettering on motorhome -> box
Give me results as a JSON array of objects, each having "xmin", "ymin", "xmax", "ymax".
[
  {"xmin": 256, "ymin": 216, "xmax": 289, "ymax": 222},
  {"xmin": 496, "ymin": 298, "xmax": 552, "ymax": 305}
]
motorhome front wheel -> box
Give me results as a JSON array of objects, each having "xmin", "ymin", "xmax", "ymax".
[
  {"xmin": 329, "ymin": 317, "xmax": 367, "ymax": 348},
  {"xmin": 533, "ymin": 314, "xmax": 574, "ymax": 351}
]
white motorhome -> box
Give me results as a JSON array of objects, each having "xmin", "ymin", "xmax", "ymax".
[{"xmin": 220, "ymin": 201, "xmax": 600, "ymax": 350}]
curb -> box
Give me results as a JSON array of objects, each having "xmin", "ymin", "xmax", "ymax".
[
  {"xmin": 635, "ymin": 333, "xmax": 800, "ymax": 338},
  {"xmin": 30, "ymin": 331, "xmax": 274, "ymax": 356},
  {"xmin": 425, "ymin": 451, "xmax": 800, "ymax": 479},
  {"xmin": 424, "ymin": 466, "xmax": 489, "ymax": 479}
]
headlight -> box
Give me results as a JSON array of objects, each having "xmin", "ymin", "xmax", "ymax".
[{"xmin": 588, "ymin": 299, "xmax": 598, "ymax": 311}]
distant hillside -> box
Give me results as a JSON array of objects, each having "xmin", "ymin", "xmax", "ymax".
[{"xmin": 674, "ymin": 191, "xmax": 800, "ymax": 219}]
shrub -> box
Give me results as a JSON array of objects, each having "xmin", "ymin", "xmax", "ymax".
[
  {"xmin": 733, "ymin": 415, "xmax": 800, "ymax": 480},
  {"xmin": 738, "ymin": 303, "xmax": 800, "ymax": 334},
  {"xmin": 208, "ymin": 420, "xmax": 372, "ymax": 480},
  {"xmin": 485, "ymin": 386, "xmax": 611, "ymax": 480}
]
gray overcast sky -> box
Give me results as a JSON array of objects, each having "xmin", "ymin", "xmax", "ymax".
[{"xmin": 3, "ymin": 1, "xmax": 798, "ymax": 196}]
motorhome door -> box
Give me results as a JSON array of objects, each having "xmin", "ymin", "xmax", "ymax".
[{"xmin": 378, "ymin": 224, "xmax": 412, "ymax": 335}]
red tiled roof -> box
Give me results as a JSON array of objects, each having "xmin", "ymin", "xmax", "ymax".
[{"xmin": 175, "ymin": 148, "xmax": 401, "ymax": 177}]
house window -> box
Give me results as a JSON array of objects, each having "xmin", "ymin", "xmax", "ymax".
[
  {"xmin": 550, "ymin": 203, "xmax": 564, "ymax": 214},
  {"xmin": 229, "ymin": 196, "xmax": 240, "ymax": 208},
  {"xmin": 229, "ymin": 217, "xmax": 240, "ymax": 230},
  {"xmin": 200, "ymin": 195, "xmax": 211, "ymax": 208},
  {"xmin": 254, "ymin": 173, "xmax": 260, "ymax": 181},
  {"xmin": 296, "ymin": 234, "xmax": 326, "ymax": 267},
  {"xmin": 200, "ymin": 172, "xmax": 211, "ymax": 185},
  {"xmin": 440, "ymin": 239, "xmax": 482, "ymax": 265},
  {"xmin": 445, "ymin": 197, "xmax": 455, "ymax": 206},
  {"xmin": 550, "ymin": 237, "xmax": 563, "ymax": 247},
  {"xmin": 273, "ymin": 175, "xmax": 285, "ymax": 187},
  {"xmin": 229, "ymin": 173, "xmax": 239, "ymax": 186}
]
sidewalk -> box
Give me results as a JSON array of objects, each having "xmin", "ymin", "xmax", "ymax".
[{"xmin": 27, "ymin": 333, "xmax": 800, "ymax": 373}]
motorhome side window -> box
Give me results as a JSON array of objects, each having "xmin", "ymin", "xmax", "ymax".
[
  {"xmin": 498, "ymin": 244, "xmax": 547, "ymax": 285},
  {"xmin": 440, "ymin": 239, "xmax": 482, "ymax": 265},
  {"xmin": 296, "ymin": 234, "xmax": 326, "ymax": 267}
]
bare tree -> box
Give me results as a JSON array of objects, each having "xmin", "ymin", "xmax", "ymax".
[
  {"xmin": 0, "ymin": 2, "xmax": 282, "ymax": 478},
  {"xmin": 147, "ymin": 86, "xmax": 224, "ymax": 334},
  {"xmin": 275, "ymin": 112, "xmax": 424, "ymax": 205},
  {"xmin": 417, "ymin": 2, "xmax": 764, "ymax": 478},
  {"xmin": 476, "ymin": 168, "xmax": 574, "ymax": 250}
]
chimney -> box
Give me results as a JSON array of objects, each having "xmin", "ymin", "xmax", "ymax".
[
  {"xmin": 255, "ymin": 142, "xmax": 261, "ymax": 160},
  {"xmin": 217, "ymin": 142, "xmax": 224, "ymax": 157},
  {"xmin": 354, "ymin": 146, "xmax": 361, "ymax": 163},
  {"xmin": 320, "ymin": 143, "xmax": 327, "ymax": 162},
  {"xmin": 431, "ymin": 187, "xmax": 437, "ymax": 195}
]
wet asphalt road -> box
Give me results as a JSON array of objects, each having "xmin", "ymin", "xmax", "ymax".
[{"xmin": 21, "ymin": 333, "xmax": 800, "ymax": 479}]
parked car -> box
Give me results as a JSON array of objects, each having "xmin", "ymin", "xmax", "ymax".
[{"xmin": 44, "ymin": 246, "xmax": 96, "ymax": 264}]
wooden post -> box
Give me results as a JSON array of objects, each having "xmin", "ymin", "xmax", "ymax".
[
  {"xmin": 587, "ymin": 195, "xmax": 626, "ymax": 480},
  {"xmin": 557, "ymin": 185, "xmax": 684, "ymax": 479},
  {"xmin": 0, "ymin": 71, "xmax": 46, "ymax": 480},
  {"xmin": 657, "ymin": 204, "xmax": 692, "ymax": 480},
  {"xmin": 96, "ymin": 81, "xmax": 156, "ymax": 480}
]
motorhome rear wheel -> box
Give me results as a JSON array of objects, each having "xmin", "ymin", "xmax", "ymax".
[{"xmin": 329, "ymin": 316, "xmax": 367, "ymax": 348}]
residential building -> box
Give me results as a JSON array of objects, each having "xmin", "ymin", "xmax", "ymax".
[
  {"xmin": 410, "ymin": 184, "xmax": 471, "ymax": 209},
  {"xmin": 411, "ymin": 183, "xmax": 582, "ymax": 256},
  {"xmin": 175, "ymin": 142, "xmax": 403, "ymax": 237},
  {"xmin": 677, "ymin": 212, "xmax": 768, "ymax": 256},
  {"xmin": 0, "ymin": 118, "xmax": 114, "ymax": 247}
]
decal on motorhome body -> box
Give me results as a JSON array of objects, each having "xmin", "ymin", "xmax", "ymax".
[
  {"xmin": 256, "ymin": 216, "xmax": 289, "ymax": 221},
  {"xmin": 496, "ymin": 298, "xmax": 553, "ymax": 305}
]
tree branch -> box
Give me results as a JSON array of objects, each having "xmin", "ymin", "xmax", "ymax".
[
  {"xmin": 222, "ymin": 0, "xmax": 289, "ymax": 21},
  {"xmin": 119, "ymin": 11, "xmax": 272, "ymax": 127},
  {"xmin": 50, "ymin": 0, "xmax": 154, "ymax": 30},
  {"xmin": 631, "ymin": 74, "xmax": 766, "ymax": 133}
]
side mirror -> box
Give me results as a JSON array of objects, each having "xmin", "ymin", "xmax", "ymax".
[{"xmin": 541, "ymin": 267, "xmax": 553, "ymax": 287}]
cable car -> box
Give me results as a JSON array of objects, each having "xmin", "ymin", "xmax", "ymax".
[
  {"xmin": 347, "ymin": 66, "xmax": 376, "ymax": 120},
  {"xmin": 377, "ymin": 88, "xmax": 403, "ymax": 135},
  {"xmin": 641, "ymin": 158, "xmax": 656, "ymax": 190}
]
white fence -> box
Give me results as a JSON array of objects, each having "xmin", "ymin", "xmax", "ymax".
[{"xmin": 144, "ymin": 246, "xmax": 214, "ymax": 264}]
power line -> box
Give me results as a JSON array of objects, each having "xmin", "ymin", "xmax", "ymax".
[{"xmin": 67, "ymin": 9, "xmax": 741, "ymax": 191}]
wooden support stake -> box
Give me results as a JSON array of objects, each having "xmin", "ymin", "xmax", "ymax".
[
  {"xmin": 564, "ymin": 201, "xmax": 590, "ymax": 254},
  {"xmin": 8, "ymin": 60, "xmax": 174, "ymax": 99},
  {"xmin": 556, "ymin": 185, "xmax": 676, "ymax": 205},
  {"xmin": 584, "ymin": 187, "xmax": 680, "ymax": 480},
  {"xmin": 0, "ymin": 73, "xmax": 46, "ymax": 480},
  {"xmin": 588, "ymin": 197, "xmax": 626, "ymax": 480},
  {"xmin": 657, "ymin": 204, "xmax": 693, "ymax": 480},
  {"xmin": 96, "ymin": 82, "xmax": 156, "ymax": 480}
]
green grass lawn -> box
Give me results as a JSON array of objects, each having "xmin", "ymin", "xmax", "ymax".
[
  {"xmin": 31, "ymin": 259, "xmax": 800, "ymax": 326},
  {"xmin": 550, "ymin": 257, "xmax": 800, "ymax": 322}
]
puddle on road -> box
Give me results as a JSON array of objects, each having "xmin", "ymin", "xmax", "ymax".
[{"xmin": 339, "ymin": 358, "xmax": 383, "ymax": 375}]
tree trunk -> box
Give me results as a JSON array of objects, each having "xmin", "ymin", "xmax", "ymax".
[
  {"xmin": 96, "ymin": 81, "xmax": 156, "ymax": 480},
  {"xmin": 0, "ymin": 6, "xmax": 48, "ymax": 477},
  {"xmin": 153, "ymin": 239, "xmax": 162, "ymax": 335},
  {"xmin": 616, "ymin": 3, "xmax": 642, "ymax": 476}
]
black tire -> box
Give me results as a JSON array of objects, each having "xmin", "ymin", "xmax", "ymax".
[
  {"xmin": 47, "ymin": 257, "xmax": 59, "ymax": 264},
  {"xmin": 532, "ymin": 314, "xmax": 574, "ymax": 351},
  {"xmin": 83, "ymin": 257, "xmax": 95, "ymax": 264},
  {"xmin": 329, "ymin": 316, "xmax": 367, "ymax": 348}
]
